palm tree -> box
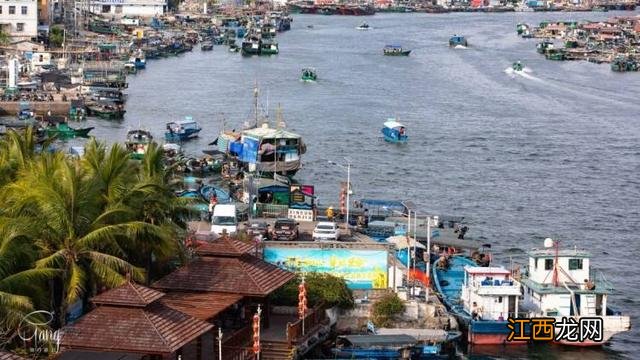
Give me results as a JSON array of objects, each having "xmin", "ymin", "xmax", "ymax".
[
  {"xmin": 0, "ymin": 127, "xmax": 50, "ymax": 187},
  {"xmin": 1, "ymin": 151, "xmax": 164, "ymax": 326}
]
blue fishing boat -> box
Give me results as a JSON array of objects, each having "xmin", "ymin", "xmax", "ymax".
[
  {"xmin": 433, "ymin": 255, "xmax": 524, "ymax": 345},
  {"xmin": 381, "ymin": 118, "xmax": 408, "ymax": 143},
  {"xmin": 449, "ymin": 34, "xmax": 468, "ymax": 47},
  {"xmin": 165, "ymin": 116, "xmax": 202, "ymax": 142},
  {"xmin": 333, "ymin": 332, "xmax": 457, "ymax": 359},
  {"xmin": 199, "ymin": 185, "xmax": 231, "ymax": 203}
]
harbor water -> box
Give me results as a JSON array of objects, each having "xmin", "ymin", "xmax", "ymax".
[{"xmin": 83, "ymin": 11, "xmax": 638, "ymax": 359}]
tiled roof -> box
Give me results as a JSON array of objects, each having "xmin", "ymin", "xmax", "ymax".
[
  {"xmin": 60, "ymin": 302, "xmax": 213, "ymax": 354},
  {"xmin": 0, "ymin": 352, "xmax": 26, "ymax": 360},
  {"xmin": 91, "ymin": 282, "xmax": 165, "ymax": 307},
  {"xmin": 160, "ymin": 291, "xmax": 243, "ymax": 321},
  {"xmin": 193, "ymin": 234, "xmax": 255, "ymax": 257},
  {"xmin": 152, "ymin": 254, "xmax": 295, "ymax": 296}
]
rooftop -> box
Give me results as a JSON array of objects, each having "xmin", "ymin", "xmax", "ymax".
[
  {"xmin": 243, "ymin": 124, "xmax": 301, "ymax": 140},
  {"xmin": 192, "ymin": 234, "xmax": 255, "ymax": 257},
  {"xmin": 160, "ymin": 291, "xmax": 243, "ymax": 321},
  {"xmin": 464, "ymin": 266, "xmax": 510, "ymax": 275},
  {"xmin": 527, "ymin": 248, "xmax": 591, "ymax": 258},
  {"xmin": 91, "ymin": 281, "xmax": 164, "ymax": 307},
  {"xmin": 152, "ymin": 254, "xmax": 295, "ymax": 296}
]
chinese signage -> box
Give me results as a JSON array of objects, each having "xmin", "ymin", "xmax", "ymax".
[
  {"xmin": 507, "ymin": 317, "xmax": 603, "ymax": 343},
  {"xmin": 263, "ymin": 247, "xmax": 388, "ymax": 289}
]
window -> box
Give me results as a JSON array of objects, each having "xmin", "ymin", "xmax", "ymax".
[
  {"xmin": 9, "ymin": 6, "xmax": 15, "ymax": 14},
  {"xmin": 498, "ymin": 296, "xmax": 503, "ymax": 303},
  {"xmin": 16, "ymin": 23, "xmax": 24, "ymax": 32},
  {"xmin": 544, "ymin": 259, "xmax": 554, "ymax": 270},
  {"xmin": 0, "ymin": 6, "xmax": 3, "ymax": 14},
  {"xmin": 21, "ymin": 5, "xmax": 26, "ymax": 15},
  {"xmin": 569, "ymin": 258, "xmax": 583, "ymax": 270}
]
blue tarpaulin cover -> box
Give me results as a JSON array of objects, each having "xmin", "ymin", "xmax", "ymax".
[
  {"xmin": 229, "ymin": 141, "xmax": 243, "ymax": 156},
  {"xmin": 239, "ymin": 138, "xmax": 259, "ymax": 163}
]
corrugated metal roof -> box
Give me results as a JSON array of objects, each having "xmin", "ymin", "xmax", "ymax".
[
  {"xmin": 91, "ymin": 282, "xmax": 165, "ymax": 307},
  {"xmin": 160, "ymin": 291, "xmax": 243, "ymax": 321},
  {"xmin": 152, "ymin": 255, "xmax": 295, "ymax": 296},
  {"xmin": 242, "ymin": 125, "xmax": 301, "ymax": 140}
]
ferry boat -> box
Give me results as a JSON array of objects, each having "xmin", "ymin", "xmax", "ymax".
[
  {"xmin": 519, "ymin": 238, "xmax": 631, "ymax": 346},
  {"xmin": 301, "ymin": 68, "xmax": 317, "ymax": 82},
  {"xmin": 356, "ymin": 21, "xmax": 371, "ymax": 30},
  {"xmin": 449, "ymin": 35, "xmax": 468, "ymax": 47},
  {"xmin": 165, "ymin": 117, "xmax": 202, "ymax": 142},
  {"xmin": 125, "ymin": 129, "xmax": 153, "ymax": 160},
  {"xmin": 381, "ymin": 119, "xmax": 408, "ymax": 143},
  {"xmin": 383, "ymin": 45, "xmax": 411, "ymax": 56}
]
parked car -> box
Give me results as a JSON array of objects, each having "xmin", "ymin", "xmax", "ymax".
[
  {"xmin": 312, "ymin": 222, "xmax": 339, "ymax": 241},
  {"xmin": 246, "ymin": 221, "xmax": 270, "ymax": 239},
  {"xmin": 270, "ymin": 218, "xmax": 299, "ymax": 241}
]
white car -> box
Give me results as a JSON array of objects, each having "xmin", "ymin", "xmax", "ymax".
[{"xmin": 313, "ymin": 222, "xmax": 339, "ymax": 241}]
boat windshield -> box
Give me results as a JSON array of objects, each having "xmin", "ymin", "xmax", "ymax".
[{"xmin": 213, "ymin": 216, "xmax": 236, "ymax": 225}]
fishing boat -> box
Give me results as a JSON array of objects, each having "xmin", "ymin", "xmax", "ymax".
[
  {"xmin": 86, "ymin": 102, "xmax": 126, "ymax": 120},
  {"xmin": 18, "ymin": 102, "xmax": 35, "ymax": 122},
  {"xmin": 383, "ymin": 45, "xmax": 411, "ymax": 56},
  {"xmin": 301, "ymin": 68, "xmax": 317, "ymax": 82},
  {"xmin": 229, "ymin": 42, "xmax": 240, "ymax": 52},
  {"xmin": 512, "ymin": 61, "xmax": 524, "ymax": 72},
  {"xmin": 449, "ymin": 35, "xmax": 468, "ymax": 47},
  {"xmin": 536, "ymin": 40, "xmax": 554, "ymax": 54},
  {"xmin": 611, "ymin": 56, "xmax": 638, "ymax": 72},
  {"xmin": 241, "ymin": 35, "xmax": 261, "ymax": 56},
  {"xmin": 68, "ymin": 104, "xmax": 86, "ymax": 121},
  {"xmin": 381, "ymin": 118, "xmax": 408, "ymax": 143},
  {"xmin": 201, "ymin": 41, "xmax": 213, "ymax": 51},
  {"xmin": 125, "ymin": 129, "xmax": 153, "ymax": 160},
  {"xmin": 332, "ymin": 333, "xmax": 456, "ymax": 359},
  {"xmin": 45, "ymin": 122, "xmax": 94, "ymax": 138},
  {"xmin": 356, "ymin": 21, "xmax": 371, "ymax": 30},
  {"xmin": 260, "ymin": 39, "xmax": 279, "ymax": 55},
  {"xmin": 519, "ymin": 238, "xmax": 631, "ymax": 346},
  {"xmin": 165, "ymin": 116, "xmax": 202, "ymax": 142},
  {"xmin": 131, "ymin": 52, "xmax": 146, "ymax": 69}
]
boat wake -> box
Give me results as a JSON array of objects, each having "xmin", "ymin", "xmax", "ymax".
[
  {"xmin": 454, "ymin": 45, "xmax": 468, "ymax": 49},
  {"xmin": 504, "ymin": 67, "xmax": 538, "ymax": 81}
]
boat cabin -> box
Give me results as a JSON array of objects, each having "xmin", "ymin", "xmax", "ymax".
[
  {"xmin": 165, "ymin": 116, "xmax": 202, "ymax": 141},
  {"xmin": 235, "ymin": 124, "xmax": 306, "ymax": 176},
  {"xmin": 449, "ymin": 35, "xmax": 467, "ymax": 47},
  {"xmin": 381, "ymin": 119, "xmax": 408, "ymax": 143},
  {"xmin": 461, "ymin": 267, "xmax": 521, "ymax": 321},
  {"xmin": 521, "ymin": 248, "xmax": 613, "ymax": 317}
]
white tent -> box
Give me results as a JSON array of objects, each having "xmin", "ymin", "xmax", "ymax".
[{"xmin": 386, "ymin": 236, "xmax": 426, "ymax": 250}]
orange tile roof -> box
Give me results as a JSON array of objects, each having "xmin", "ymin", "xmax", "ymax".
[
  {"xmin": 91, "ymin": 282, "xmax": 164, "ymax": 307},
  {"xmin": 152, "ymin": 255, "xmax": 295, "ymax": 296},
  {"xmin": 160, "ymin": 291, "xmax": 243, "ymax": 321},
  {"xmin": 60, "ymin": 302, "xmax": 213, "ymax": 354}
]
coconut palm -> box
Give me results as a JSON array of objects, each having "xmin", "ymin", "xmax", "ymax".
[{"xmin": 1, "ymin": 151, "xmax": 165, "ymax": 325}]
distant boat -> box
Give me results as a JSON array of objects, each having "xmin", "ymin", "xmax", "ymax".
[
  {"xmin": 125, "ymin": 129, "xmax": 153, "ymax": 160},
  {"xmin": 356, "ymin": 22, "xmax": 371, "ymax": 30},
  {"xmin": 512, "ymin": 61, "xmax": 524, "ymax": 72},
  {"xmin": 301, "ymin": 68, "xmax": 317, "ymax": 82},
  {"xmin": 383, "ymin": 45, "xmax": 411, "ymax": 56},
  {"xmin": 381, "ymin": 118, "xmax": 407, "ymax": 144},
  {"xmin": 449, "ymin": 35, "xmax": 468, "ymax": 47},
  {"xmin": 165, "ymin": 116, "xmax": 202, "ymax": 142},
  {"xmin": 45, "ymin": 122, "xmax": 94, "ymax": 138},
  {"xmin": 86, "ymin": 102, "xmax": 125, "ymax": 120},
  {"xmin": 201, "ymin": 41, "xmax": 213, "ymax": 51}
]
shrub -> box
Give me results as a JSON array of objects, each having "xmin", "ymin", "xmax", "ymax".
[
  {"xmin": 371, "ymin": 292, "xmax": 405, "ymax": 327},
  {"xmin": 269, "ymin": 273, "xmax": 354, "ymax": 309}
]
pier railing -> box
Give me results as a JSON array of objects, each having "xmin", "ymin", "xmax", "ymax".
[
  {"xmin": 286, "ymin": 303, "xmax": 328, "ymax": 346},
  {"xmin": 215, "ymin": 325, "xmax": 255, "ymax": 360},
  {"xmin": 256, "ymin": 203, "xmax": 289, "ymax": 218}
]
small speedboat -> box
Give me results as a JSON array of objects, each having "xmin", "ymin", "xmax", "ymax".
[
  {"xmin": 381, "ymin": 118, "xmax": 407, "ymax": 144},
  {"xmin": 356, "ymin": 22, "xmax": 371, "ymax": 30},
  {"xmin": 383, "ymin": 45, "xmax": 411, "ymax": 56},
  {"xmin": 449, "ymin": 34, "xmax": 468, "ymax": 47},
  {"xmin": 301, "ymin": 68, "xmax": 317, "ymax": 82},
  {"xmin": 512, "ymin": 61, "xmax": 524, "ymax": 72}
]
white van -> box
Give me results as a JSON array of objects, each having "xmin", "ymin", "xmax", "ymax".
[{"xmin": 210, "ymin": 204, "xmax": 237, "ymax": 235}]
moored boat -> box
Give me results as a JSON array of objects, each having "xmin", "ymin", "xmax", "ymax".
[
  {"xmin": 381, "ymin": 118, "xmax": 408, "ymax": 143},
  {"xmin": 165, "ymin": 116, "xmax": 202, "ymax": 142},
  {"xmin": 383, "ymin": 45, "xmax": 411, "ymax": 56},
  {"xmin": 301, "ymin": 68, "xmax": 317, "ymax": 81},
  {"xmin": 512, "ymin": 61, "xmax": 524, "ymax": 72},
  {"xmin": 201, "ymin": 41, "xmax": 214, "ymax": 51},
  {"xmin": 86, "ymin": 102, "xmax": 126, "ymax": 120},
  {"xmin": 45, "ymin": 122, "xmax": 94, "ymax": 138},
  {"xmin": 449, "ymin": 34, "xmax": 468, "ymax": 47},
  {"xmin": 125, "ymin": 129, "xmax": 153, "ymax": 159},
  {"xmin": 519, "ymin": 238, "xmax": 631, "ymax": 346}
]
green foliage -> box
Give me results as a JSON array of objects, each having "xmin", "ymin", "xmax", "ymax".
[
  {"xmin": 49, "ymin": 26, "xmax": 64, "ymax": 48},
  {"xmin": 0, "ymin": 128, "xmax": 188, "ymax": 337},
  {"xmin": 371, "ymin": 292, "xmax": 405, "ymax": 327},
  {"xmin": 270, "ymin": 273, "xmax": 354, "ymax": 309},
  {"xmin": 0, "ymin": 31, "xmax": 9, "ymax": 45}
]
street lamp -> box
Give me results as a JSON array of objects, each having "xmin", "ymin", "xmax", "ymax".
[{"xmin": 327, "ymin": 158, "xmax": 351, "ymax": 226}]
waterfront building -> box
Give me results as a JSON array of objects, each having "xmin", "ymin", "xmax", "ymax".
[
  {"xmin": 89, "ymin": 0, "xmax": 167, "ymax": 18},
  {"xmin": 0, "ymin": 0, "xmax": 38, "ymax": 41}
]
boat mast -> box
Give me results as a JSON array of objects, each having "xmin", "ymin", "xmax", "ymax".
[
  {"xmin": 253, "ymin": 82, "xmax": 259, "ymax": 128},
  {"xmin": 552, "ymin": 239, "xmax": 560, "ymax": 287}
]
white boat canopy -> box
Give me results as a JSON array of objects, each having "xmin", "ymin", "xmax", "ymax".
[
  {"xmin": 383, "ymin": 119, "xmax": 405, "ymax": 129},
  {"xmin": 386, "ymin": 235, "xmax": 426, "ymax": 250}
]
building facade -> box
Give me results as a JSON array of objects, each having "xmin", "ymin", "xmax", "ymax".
[
  {"xmin": 89, "ymin": 0, "xmax": 166, "ymax": 17},
  {"xmin": 0, "ymin": 0, "xmax": 38, "ymax": 40}
]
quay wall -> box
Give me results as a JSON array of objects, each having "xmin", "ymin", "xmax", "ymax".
[{"xmin": 0, "ymin": 101, "xmax": 71, "ymax": 116}]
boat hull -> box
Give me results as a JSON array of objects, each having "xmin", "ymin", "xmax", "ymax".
[
  {"xmin": 468, "ymin": 320, "xmax": 529, "ymax": 345},
  {"xmin": 165, "ymin": 129, "xmax": 201, "ymax": 142}
]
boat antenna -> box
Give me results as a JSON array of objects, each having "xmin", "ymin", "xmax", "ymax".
[
  {"xmin": 253, "ymin": 82, "xmax": 259, "ymax": 128},
  {"xmin": 552, "ymin": 239, "xmax": 560, "ymax": 287}
]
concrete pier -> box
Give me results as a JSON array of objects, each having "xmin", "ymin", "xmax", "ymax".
[{"xmin": 0, "ymin": 101, "xmax": 71, "ymax": 116}]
